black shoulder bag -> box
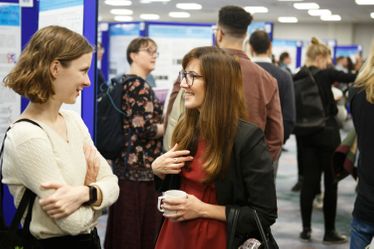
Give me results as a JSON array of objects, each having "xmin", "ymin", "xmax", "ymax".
[
  {"xmin": 0, "ymin": 119, "xmax": 43, "ymax": 249},
  {"xmin": 227, "ymin": 207, "xmax": 278, "ymax": 249}
]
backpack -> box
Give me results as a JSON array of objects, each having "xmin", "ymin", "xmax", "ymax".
[
  {"xmin": 293, "ymin": 67, "xmax": 327, "ymax": 136},
  {"xmin": 96, "ymin": 74, "xmax": 144, "ymax": 160}
]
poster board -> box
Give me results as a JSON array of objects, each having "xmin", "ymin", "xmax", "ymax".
[
  {"xmin": 272, "ymin": 39, "xmax": 301, "ymax": 73},
  {"xmin": 0, "ymin": 2, "xmax": 21, "ymax": 142}
]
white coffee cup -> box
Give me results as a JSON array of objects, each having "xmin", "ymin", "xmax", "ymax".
[{"xmin": 157, "ymin": 190, "xmax": 187, "ymax": 215}]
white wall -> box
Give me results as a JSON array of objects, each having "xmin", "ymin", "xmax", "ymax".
[{"xmin": 273, "ymin": 23, "xmax": 374, "ymax": 57}]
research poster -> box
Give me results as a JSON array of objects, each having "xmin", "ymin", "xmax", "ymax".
[
  {"xmin": 148, "ymin": 24, "xmax": 213, "ymax": 90},
  {"xmin": 38, "ymin": 0, "xmax": 84, "ymax": 114},
  {"xmin": 335, "ymin": 45, "xmax": 362, "ymax": 63},
  {"xmin": 0, "ymin": 3, "xmax": 21, "ymax": 142},
  {"xmin": 108, "ymin": 23, "xmax": 141, "ymax": 80},
  {"xmin": 272, "ymin": 39, "xmax": 300, "ymax": 73}
]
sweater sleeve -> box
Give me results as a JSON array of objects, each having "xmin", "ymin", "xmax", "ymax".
[
  {"xmin": 6, "ymin": 133, "xmax": 95, "ymax": 235},
  {"xmin": 68, "ymin": 111, "xmax": 120, "ymax": 210}
]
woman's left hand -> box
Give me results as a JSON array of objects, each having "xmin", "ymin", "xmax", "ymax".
[
  {"xmin": 161, "ymin": 194, "xmax": 205, "ymax": 222},
  {"xmin": 39, "ymin": 182, "xmax": 89, "ymax": 219}
]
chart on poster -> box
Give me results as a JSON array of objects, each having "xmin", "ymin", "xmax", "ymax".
[{"xmin": 0, "ymin": 3, "xmax": 21, "ymax": 142}]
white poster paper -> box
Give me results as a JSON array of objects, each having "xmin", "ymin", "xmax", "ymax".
[
  {"xmin": 272, "ymin": 39, "xmax": 299, "ymax": 73},
  {"xmin": 148, "ymin": 24, "xmax": 213, "ymax": 90},
  {"xmin": 109, "ymin": 23, "xmax": 141, "ymax": 80},
  {"xmin": 0, "ymin": 3, "xmax": 21, "ymax": 141},
  {"xmin": 38, "ymin": 0, "xmax": 84, "ymax": 114}
]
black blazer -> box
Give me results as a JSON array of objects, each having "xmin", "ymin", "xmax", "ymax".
[{"xmin": 155, "ymin": 120, "xmax": 277, "ymax": 237}]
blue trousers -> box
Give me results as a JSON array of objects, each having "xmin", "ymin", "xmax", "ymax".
[{"xmin": 350, "ymin": 217, "xmax": 374, "ymax": 249}]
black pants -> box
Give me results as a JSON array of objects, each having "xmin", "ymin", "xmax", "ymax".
[
  {"xmin": 297, "ymin": 122, "xmax": 341, "ymax": 232},
  {"xmin": 39, "ymin": 228, "xmax": 101, "ymax": 249}
]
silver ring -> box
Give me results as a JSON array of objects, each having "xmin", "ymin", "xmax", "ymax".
[{"xmin": 174, "ymin": 158, "xmax": 178, "ymax": 163}]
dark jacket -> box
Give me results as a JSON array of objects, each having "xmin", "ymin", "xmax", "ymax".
[
  {"xmin": 351, "ymin": 88, "xmax": 374, "ymax": 224},
  {"xmin": 155, "ymin": 120, "xmax": 277, "ymax": 237},
  {"xmin": 256, "ymin": 62, "xmax": 296, "ymax": 143}
]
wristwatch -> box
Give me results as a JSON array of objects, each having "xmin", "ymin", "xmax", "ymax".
[{"xmin": 84, "ymin": 186, "xmax": 98, "ymax": 206}]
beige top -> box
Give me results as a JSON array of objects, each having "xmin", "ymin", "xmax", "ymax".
[{"xmin": 2, "ymin": 110, "xmax": 119, "ymax": 239}]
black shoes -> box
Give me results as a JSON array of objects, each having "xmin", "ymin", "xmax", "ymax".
[
  {"xmin": 323, "ymin": 230, "xmax": 348, "ymax": 244},
  {"xmin": 299, "ymin": 229, "xmax": 311, "ymax": 241},
  {"xmin": 291, "ymin": 179, "xmax": 302, "ymax": 192}
]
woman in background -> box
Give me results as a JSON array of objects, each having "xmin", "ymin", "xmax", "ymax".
[
  {"xmin": 294, "ymin": 37, "xmax": 356, "ymax": 244},
  {"xmin": 104, "ymin": 37, "xmax": 164, "ymax": 249},
  {"xmin": 151, "ymin": 46, "xmax": 277, "ymax": 249},
  {"xmin": 2, "ymin": 25, "xmax": 119, "ymax": 249},
  {"xmin": 349, "ymin": 42, "xmax": 374, "ymax": 249}
]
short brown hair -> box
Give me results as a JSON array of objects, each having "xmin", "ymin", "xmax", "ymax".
[
  {"xmin": 3, "ymin": 25, "xmax": 94, "ymax": 103},
  {"xmin": 126, "ymin": 37, "xmax": 157, "ymax": 65}
]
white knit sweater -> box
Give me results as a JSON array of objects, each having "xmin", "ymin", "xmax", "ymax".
[{"xmin": 2, "ymin": 110, "xmax": 119, "ymax": 239}]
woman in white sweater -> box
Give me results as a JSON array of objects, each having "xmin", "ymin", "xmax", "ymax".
[{"xmin": 2, "ymin": 25, "xmax": 119, "ymax": 249}]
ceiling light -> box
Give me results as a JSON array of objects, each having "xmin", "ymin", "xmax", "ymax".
[
  {"xmin": 308, "ymin": 9, "xmax": 332, "ymax": 16},
  {"xmin": 320, "ymin": 14, "xmax": 342, "ymax": 21},
  {"xmin": 244, "ymin": 6, "xmax": 269, "ymax": 14},
  {"xmin": 277, "ymin": 0, "xmax": 303, "ymax": 1},
  {"xmin": 176, "ymin": 3, "xmax": 202, "ymax": 10},
  {"xmin": 371, "ymin": 12, "xmax": 374, "ymax": 18},
  {"xmin": 110, "ymin": 9, "xmax": 133, "ymax": 15},
  {"xmin": 293, "ymin": 2, "xmax": 320, "ymax": 10},
  {"xmin": 169, "ymin": 11, "xmax": 191, "ymax": 18},
  {"xmin": 114, "ymin": 16, "xmax": 133, "ymax": 22},
  {"xmin": 278, "ymin": 16, "xmax": 298, "ymax": 23},
  {"xmin": 105, "ymin": 0, "xmax": 132, "ymax": 6},
  {"xmin": 355, "ymin": 0, "xmax": 374, "ymax": 4},
  {"xmin": 140, "ymin": 0, "xmax": 170, "ymax": 3},
  {"xmin": 140, "ymin": 14, "xmax": 160, "ymax": 20}
]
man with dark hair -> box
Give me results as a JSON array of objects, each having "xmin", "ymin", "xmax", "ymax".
[
  {"xmin": 279, "ymin": 51, "xmax": 292, "ymax": 75},
  {"xmin": 215, "ymin": 6, "xmax": 283, "ymax": 162},
  {"xmin": 249, "ymin": 30, "xmax": 296, "ymax": 173}
]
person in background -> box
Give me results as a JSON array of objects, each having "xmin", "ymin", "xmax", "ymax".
[
  {"xmin": 349, "ymin": 41, "xmax": 374, "ymax": 249},
  {"xmin": 294, "ymin": 37, "xmax": 356, "ymax": 244},
  {"xmin": 2, "ymin": 25, "xmax": 119, "ymax": 249},
  {"xmin": 249, "ymin": 30, "xmax": 296, "ymax": 167},
  {"xmin": 104, "ymin": 37, "xmax": 164, "ymax": 249},
  {"xmin": 279, "ymin": 51, "xmax": 293, "ymax": 75},
  {"xmin": 96, "ymin": 42, "xmax": 107, "ymax": 94},
  {"xmin": 335, "ymin": 56, "xmax": 349, "ymax": 73},
  {"xmin": 152, "ymin": 46, "xmax": 277, "ymax": 249}
]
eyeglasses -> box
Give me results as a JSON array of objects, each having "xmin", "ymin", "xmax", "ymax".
[
  {"xmin": 139, "ymin": 48, "xmax": 159, "ymax": 57},
  {"xmin": 178, "ymin": 70, "xmax": 203, "ymax": 87}
]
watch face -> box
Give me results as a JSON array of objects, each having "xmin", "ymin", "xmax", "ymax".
[{"xmin": 90, "ymin": 186, "xmax": 98, "ymax": 203}]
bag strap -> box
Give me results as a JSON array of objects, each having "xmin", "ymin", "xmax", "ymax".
[
  {"xmin": 227, "ymin": 207, "xmax": 240, "ymax": 249},
  {"xmin": 0, "ymin": 118, "xmax": 41, "ymax": 232},
  {"xmin": 252, "ymin": 208, "xmax": 270, "ymax": 249}
]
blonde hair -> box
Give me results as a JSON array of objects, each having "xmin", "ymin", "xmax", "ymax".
[
  {"xmin": 355, "ymin": 42, "xmax": 374, "ymax": 103},
  {"xmin": 3, "ymin": 26, "xmax": 94, "ymax": 103},
  {"xmin": 172, "ymin": 47, "xmax": 247, "ymax": 182},
  {"xmin": 305, "ymin": 37, "xmax": 331, "ymax": 66}
]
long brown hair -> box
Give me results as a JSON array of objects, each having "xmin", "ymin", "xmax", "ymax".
[
  {"xmin": 3, "ymin": 25, "xmax": 93, "ymax": 103},
  {"xmin": 172, "ymin": 47, "xmax": 247, "ymax": 182},
  {"xmin": 355, "ymin": 41, "xmax": 374, "ymax": 103}
]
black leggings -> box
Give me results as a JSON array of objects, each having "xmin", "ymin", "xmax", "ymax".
[
  {"xmin": 39, "ymin": 228, "xmax": 101, "ymax": 249},
  {"xmin": 297, "ymin": 134, "xmax": 339, "ymax": 232}
]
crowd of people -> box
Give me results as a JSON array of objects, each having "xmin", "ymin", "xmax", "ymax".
[{"xmin": 1, "ymin": 4, "xmax": 373, "ymax": 249}]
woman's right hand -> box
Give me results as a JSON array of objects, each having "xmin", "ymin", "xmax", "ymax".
[
  {"xmin": 151, "ymin": 144, "xmax": 193, "ymax": 179},
  {"xmin": 83, "ymin": 144, "xmax": 100, "ymax": 186}
]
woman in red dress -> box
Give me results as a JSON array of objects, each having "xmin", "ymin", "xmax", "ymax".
[{"xmin": 152, "ymin": 47, "xmax": 278, "ymax": 249}]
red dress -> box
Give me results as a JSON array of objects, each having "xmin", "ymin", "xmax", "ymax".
[{"xmin": 155, "ymin": 141, "xmax": 227, "ymax": 249}]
